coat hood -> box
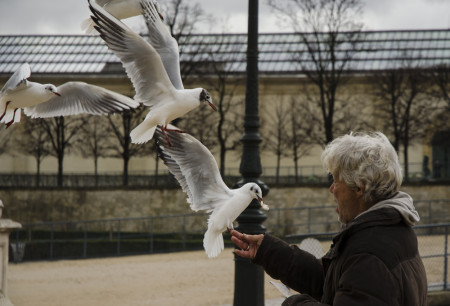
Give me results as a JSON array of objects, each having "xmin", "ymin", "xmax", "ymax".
[{"xmin": 358, "ymin": 191, "xmax": 420, "ymax": 226}]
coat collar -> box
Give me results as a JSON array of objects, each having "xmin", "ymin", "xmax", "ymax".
[{"xmin": 323, "ymin": 207, "xmax": 404, "ymax": 260}]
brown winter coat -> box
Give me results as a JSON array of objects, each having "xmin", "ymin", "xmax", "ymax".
[{"xmin": 253, "ymin": 207, "xmax": 428, "ymax": 305}]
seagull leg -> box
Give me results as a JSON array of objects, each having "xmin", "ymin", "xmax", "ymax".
[
  {"xmin": 165, "ymin": 127, "xmax": 186, "ymax": 134},
  {"xmin": 0, "ymin": 101, "xmax": 10, "ymax": 121},
  {"xmin": 161, "ymin": 125, "xmax": 173, "ymax": 147},
  {"xmin": 5, "ymin": 108, "xmax": 17, "ymax": 128}
]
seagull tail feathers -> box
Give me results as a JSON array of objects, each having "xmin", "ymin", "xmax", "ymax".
[
  {"xmin": 203, "ymin": 228, "xmax": 224, "ymax": 259},
  {"xmin": 130, "ymin": 122, "xmax": 156, "ymax": 144}
]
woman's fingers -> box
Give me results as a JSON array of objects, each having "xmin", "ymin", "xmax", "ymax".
[
  {"xmin": 234, "ymin": 248, "xmax": 252, "ymax": 258},
  {"xmin": 231, "ymin": 235, "xmax": 248, "ymax": 250},
  {"xmin": 230, "ymin": 230, "xmax": 265, "ymax": 260}
]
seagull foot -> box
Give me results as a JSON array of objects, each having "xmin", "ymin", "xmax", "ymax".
[
  {"xmin": 0, "ymin": 101, "xmax": 10, "ymax": 121},
  {"xmin": 165, "ymin": 128, "xmax": 186, "ymax": 134},
  {"xmin": 5, "ymin": 108, "xmax": 18, "ymax": 128},
  {"xmin": 161, "ymin": 128, "xmax": 173, "ymax": 147}
]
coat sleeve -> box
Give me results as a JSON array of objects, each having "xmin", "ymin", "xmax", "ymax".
[
  {"xmin": 280, "ymin": 253, "xmax": 400, "ymax": 306},
  {"xmin": 332, "ymin": 253, "xmax": 399, "ymax": 306},
  {"xmin": 252, "ymin": 234, "xmax": 324, "ymax": 300}
]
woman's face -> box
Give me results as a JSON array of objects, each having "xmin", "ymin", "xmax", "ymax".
[{"xmin": 329, "ymin": 176, "xmax": 364, "ymax": 224}]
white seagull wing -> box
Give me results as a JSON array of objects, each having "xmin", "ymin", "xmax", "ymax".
[
  {"xmin": 1, "ymin": 63, "xmax": 31, "ymax": 94},
  {"xmin": 155, "ymin": 127, "xmax": 233, "ymax": 212},
  {"xmin": 141, "ymin": 0, "xmax": 184, "ymax": 90},
  {"xmin": 23, "ymin": 82, "xmax": 139, "ymax": 118},
  {"xmin": 88, "ymin": 0, "xmax": 175, "ymax": 107},
  {"xmin": 81, "ymin": 0, "xmax": 142, "ymax": 34}
]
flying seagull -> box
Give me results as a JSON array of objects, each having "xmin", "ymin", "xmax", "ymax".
[
  {"xmin": 0, "ymin": 63, "xmax": 139, "ymax": 127},
  {"xmin": 81, "ymin": 0, "xmax": 164, "ymax": 34},
  {"xmin": 155, "ymin": 126, "xmax": 269, "ymax": 258},
  {"xmin": 88, "ymin": 0, "xmax": 216, "ymax": 145}
]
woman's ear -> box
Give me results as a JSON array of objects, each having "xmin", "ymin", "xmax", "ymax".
[{"xmin": 355, "ymin": 185, "xmax": 365, "ymax": 198}]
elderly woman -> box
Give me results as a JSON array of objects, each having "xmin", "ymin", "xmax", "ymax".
[{"xmin": 231, "ymin": 132, "xmax": 427, "ymax": 306}]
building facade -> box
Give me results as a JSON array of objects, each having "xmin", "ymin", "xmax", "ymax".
[{"xmin": 0, "ymin": 29, "xmax": 449, "ymax": 179}]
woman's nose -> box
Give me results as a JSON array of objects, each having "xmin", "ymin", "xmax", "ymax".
[{"xmin": 329, "ymin": 183, "xmax": 335, "ymax": 193}]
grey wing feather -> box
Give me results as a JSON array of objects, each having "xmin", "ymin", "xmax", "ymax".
[
  {"xmin": 155, "ymin": 127, "xmax": 233, "ymax": 212},
  {"xmin": 88, "ymin": 0, "xmax": 174, "ymax": 107},
  {"xmin": 1, "ymin": 63, "xmax": 31, "ymax": 94},
  {"xmin": 23, "ymin": 82, "xmax": 139, "ymax": 118},
  {"xmin": 140, "ymin": 0, "xmax": 184, "ymax": 90}
]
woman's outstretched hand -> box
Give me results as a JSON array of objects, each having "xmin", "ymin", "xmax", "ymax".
[{"xmin": 230, "ymin": 229, "xmax": 264, "ymax": 260}]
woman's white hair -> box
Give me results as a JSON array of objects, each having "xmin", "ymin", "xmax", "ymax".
[{"xmin": 321, "ymin": 131, "xmax": 403, "ymax": 205}]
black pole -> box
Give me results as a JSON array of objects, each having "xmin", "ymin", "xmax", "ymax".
[{"xmin": 233, "ymin": 0, "xmax": 269, "ymax": 305}]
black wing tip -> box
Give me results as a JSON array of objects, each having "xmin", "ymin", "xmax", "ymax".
[
  {"xmin": 88, "ymin": 0, "xmax": 124, "ymax": 35},
  {"xmin": 87, "ymin": 0, "xmax": 98, "ymax": 18}
]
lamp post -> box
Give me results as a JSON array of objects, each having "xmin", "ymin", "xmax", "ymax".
[{"xmin": 233, "ymin": 0, "xmax": 268, "ymax": 305}]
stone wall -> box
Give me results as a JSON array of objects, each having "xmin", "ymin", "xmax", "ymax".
[{"xmin": 1, "ymin": 185, "xmax": 449, "ymax": 224}]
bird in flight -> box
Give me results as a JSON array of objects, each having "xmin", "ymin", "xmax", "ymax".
[
  {"xmin": 0, "ymin": 63, "xmax": 139, "ymax": 128},
  {"xmin": 88, "ymin": 0, "xmax": 216, "ymax": 146},
  {"xmin": 155, "ymin": 126, "xmax": 269, "ymax": 258}
]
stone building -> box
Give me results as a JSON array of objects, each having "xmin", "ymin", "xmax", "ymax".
[{"xmin": 0, "ymin": 29, "xmax": 449, "ymax": 179}]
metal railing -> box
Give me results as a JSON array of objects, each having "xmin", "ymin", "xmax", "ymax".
[
  {"xmin": 1, "ymin": 162, "xmax": 447, "ymax": 188},
  {"xmin": 8, "ymin": 201, "xmax": 450, "ymax": 292}
]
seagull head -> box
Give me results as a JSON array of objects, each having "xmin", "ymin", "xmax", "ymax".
[
  {"xmin": 249, "ymin": 183, "xmax": 269, "ymax": 211},
  {"xmin": 199, "ymin": 89, "xmax": 217, "ymax": 111},
  {"xmin": 44, "ymin": 84, "xmax": 61, "ymax": 97}
]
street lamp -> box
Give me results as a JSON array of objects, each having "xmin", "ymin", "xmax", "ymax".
[{"xmin": 233, "ymin": 0, "xmax": 269, "ymax": 305}]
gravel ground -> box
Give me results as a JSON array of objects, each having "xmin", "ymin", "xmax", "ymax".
[{"xmin": 8, "ymin": 249, "xmax": 285, "ymax": 306}]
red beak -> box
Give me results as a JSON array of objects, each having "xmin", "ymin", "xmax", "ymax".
[{"xmin": 209, "ymin": 101, "xmax": 217, "ymax": 111}]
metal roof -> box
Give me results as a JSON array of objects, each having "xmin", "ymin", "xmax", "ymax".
[{"xmin": 0, "ymin": 29, "xmax": 449, "ymax": 77}]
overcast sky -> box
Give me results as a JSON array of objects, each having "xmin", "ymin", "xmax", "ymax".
[{"xmin": 0, "ymin": 0, "xmax": 448, "ymax": 35}]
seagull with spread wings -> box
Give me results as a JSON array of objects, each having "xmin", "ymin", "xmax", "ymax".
[
  {"xmin": 0, "ymin": 63, "xmax": 139, "ymax": 128},
  {"xmin": 88, "ymin": 0, "xmax": 216, "ymax": 145},
  {"xmin": 155, "ymin": 126, "xmax": 269, "ymax": 258}
]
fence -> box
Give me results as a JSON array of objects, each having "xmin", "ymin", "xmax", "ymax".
[
  {"xmin": 9, "ymin": 201, "xmax": 450, "ymax": 291},
  {"xmin": 1, "ymin": 162, "xmax": 446, "ymax": 188}
]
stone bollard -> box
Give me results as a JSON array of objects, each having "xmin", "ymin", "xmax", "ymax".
[{"xmin": 0, "ymin": 200, "xmax": 21, "ymax": 306}]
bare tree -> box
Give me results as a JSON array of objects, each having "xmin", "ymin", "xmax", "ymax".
[
  {"xmin": 286, "ymin": 98, "xmax": 315, "ymax": 182},
  {"xmin": 261, "ymin": 96, "xmax": 290, "ymax": 183},
  {"xmin": 107, "ymin": 108, "xmax": 154, "ymax": 186},
  {"xmin": 267, "ymin": 0, "xmax": 365, "ymax": 145},
  {"xmin": 77, "ymin": 116, "xmax": 115, "ymax": 185},
  {"xmin": 39, "ymin": 116, "xmax": 86, "ymax": 187},
  {"xmin": 0, "ymin": 124, "xmax": 14, "ymax": 156},
  {"xmin": 199, "ymin": 36, "xmax": 243, "ymax": 176},
  {"xmin": 160, "ymin": 0, "xmax": 212, "ymax": 41},
  {"xmin": 14, "ymin": 117, "xmax": 50, "ymax": 186},
  {"xmin": 429, "ymin": 64, "xmax": 450, "ymax": 106},
  {"xmin": 428, "ymin": 64, "xmax": 450, "ymax": 132},
  {"xmin": 371, "ymin": 61, "xmax": 432, "ymax": 180}
]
